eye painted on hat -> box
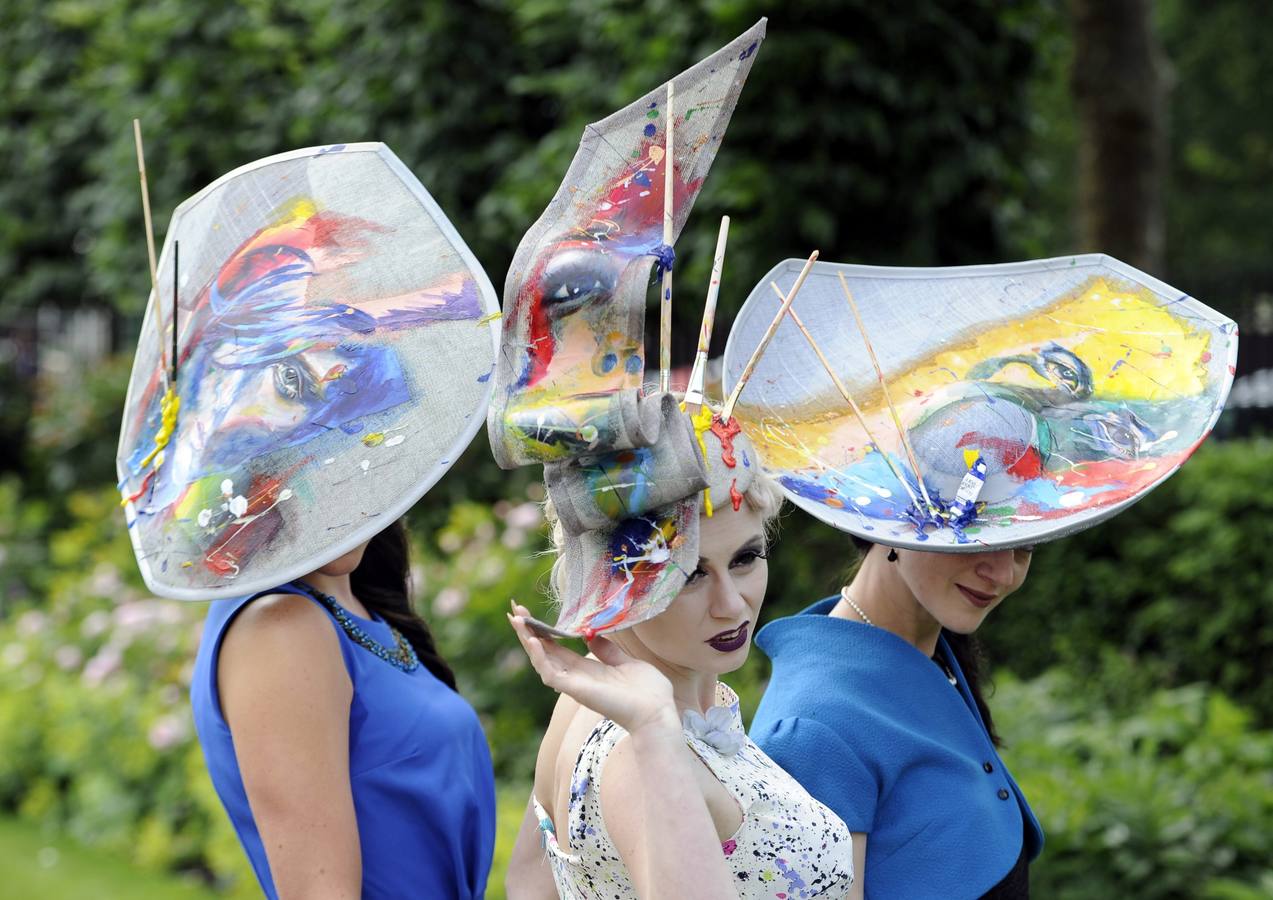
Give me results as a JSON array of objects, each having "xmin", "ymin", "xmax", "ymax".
[
  {"xmin": 539, "ymin": 247, "xmax": 619, "ymax": 318},
  {"xmin": 272, "ymin": 360, "xmax": 313, "ymax": 401}
]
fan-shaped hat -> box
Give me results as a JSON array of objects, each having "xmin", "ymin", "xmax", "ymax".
[
  {"xmin": 118, "ymin": 143, "xmax": 500, "ymax": 599},
  {"xmin": 723, "ymin": 254, "xmax": 1237, "ymax": 550}
]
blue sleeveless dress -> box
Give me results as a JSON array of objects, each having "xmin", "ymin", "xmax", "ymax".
[{"xmin": 191, "ymin": 583, "xmax": 495, "ymax": 899}]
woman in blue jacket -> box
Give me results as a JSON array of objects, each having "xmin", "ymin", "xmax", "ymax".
[{"xmin": 750, "ymin": 536, "xmax": 1042, "ymax": 899}]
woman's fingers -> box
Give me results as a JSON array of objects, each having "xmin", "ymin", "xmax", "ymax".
[{"xmin": 507, "ymin": 610, "xmax": 605, "ymax": 694}]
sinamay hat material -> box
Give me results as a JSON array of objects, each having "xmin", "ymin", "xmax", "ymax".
[
  {"xmin": 722, "ymin": 255, "xmax": 1238, "ymax": 551},
  {"xmin": 546, "ymin": 402, "xmax": 761, "ymax": 637},
  {"xmin": 487, "ymin": 22, "xmax": 768, "ymax": 636},
  {"xmin": 117, "ymin": 143, "xmax": 500, "ymax": 600}
]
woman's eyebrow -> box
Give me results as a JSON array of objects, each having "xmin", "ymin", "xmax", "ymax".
[{"xmin": 732, "ymin": 535, "xmax": 766, "ymax": 557}]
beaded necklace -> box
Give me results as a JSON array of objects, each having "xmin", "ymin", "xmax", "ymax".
[{"xmin": 296, "ymin": 582, "xmax": 420, "ymax": 673}]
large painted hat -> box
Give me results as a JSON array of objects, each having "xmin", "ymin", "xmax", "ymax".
[
  {"xmin": 543, "ymin": 400, "xmax": 762, "ymax": 638},
  {"xmin": 117, "ymin": 143, "xmax": 500, "ymax": 599},
  {"xmin": 722, "ymin": 254, "xmax": 1238, "ymax": 551},
  {"xmin": 486, "ymin": 19, "xmax": 766, "ymax": 470},
  {"xmin": 486, "ymin": 22, "xmax": 768, "ymax": 634}
]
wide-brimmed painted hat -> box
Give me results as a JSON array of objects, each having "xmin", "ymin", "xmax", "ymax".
[
  {"xmin": 117, "ymin": 143, "xmax": 500, "ymax": 599},
  {"xmin": 722, "ymin": 254, "xmax": 1238, "ymax": 551},
  {"xmin": 540, "ymin": 399, "xmax": 762, "ymax": 638},
  {"xmin": 486, "ymin": 20, "xmax": 765, "ymax": 471},
  {"xmin": 486, "ymin": 23, "xmax": 767, "ymax": 634}
]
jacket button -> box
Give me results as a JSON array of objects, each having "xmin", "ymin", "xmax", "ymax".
[
  {"xmin": 983, "ymin": 761, "xmax": 994, "ymax": 773},
  {"xmin": 997, "ymin": 788, "xmax": 1010, "ymax": 801}
]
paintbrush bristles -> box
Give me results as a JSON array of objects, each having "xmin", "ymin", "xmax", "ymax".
[
  {"xmin": 768, "ymin": 281, "xmax": 922, "ymax": 511},
  {"xmin": 133, "ymin": 118, "xmax": 169, "ymax": 385},
  {"xmin": 721, "ymin": 249, "xmax": 819, "ymax": 422},
  {"xmin": 836, "ymin": 271, "xmax": 933, "ymax": 511},
  {"xmin": 657, "ymin": 80, "xmax": 676, "ymax": 394},
  {"xmin": 684, "ymin": 214, "xmax": 730, "ymax": 411}
]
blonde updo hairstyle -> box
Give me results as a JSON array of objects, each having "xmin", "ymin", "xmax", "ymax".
[{"xmin": 543, "ymin": 402, "xmax": 785, "ymax": 600}]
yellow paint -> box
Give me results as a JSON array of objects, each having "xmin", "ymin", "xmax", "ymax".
[
  {"xmin": 139, "ymin": 386, "xmax": 180, "ymax": 468},
  {"xmin": 886, "ymin": 278, "xmax": 1210, "ymax": 403},
  {"xmin": 476, "ymin": 311, "xmax": 503, "ymax": 326},
  {"xmin": 688, "ymin": 403, "xmax": 715, "ymax": 517},
  {"xmin": 963, "ymin": 448, "xmax": 980, "ymax": 468},
  {"xmin": 745, "ymin": 277, "xmax": 1214, "ymax": 471},
  {"xmin": 362, "ymin": 432, "xmax": 386, "ymax": 447}
]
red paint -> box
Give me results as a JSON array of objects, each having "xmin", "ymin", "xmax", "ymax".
[
  {"xmin": 202, "ymin": 464, "xmax": 304, "ymax": 576},
  {"xmin": 710, "ymin": 415, "xmax": 742, "ymax": 467},
  {"xmin": 514, "ymin": 137, "xmax": 705, "ymax": 390},
  {"xmin": 729, "ymin": 478, "xmax": 743, "ymax": 511},
  {"xmin": 1200, "ymin": 351, "xmax": 1212, "ymax": 363},
  {"xmin": 122, "ymin": 468, "xmax": 157, "ymax": 504},
  {"xmin": 955, "ymin": 432, "xmax": 1043, "ymax": 479}
]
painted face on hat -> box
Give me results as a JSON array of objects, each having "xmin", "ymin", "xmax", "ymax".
[
  {"xmin": 621, "ymin": 501, "xmax": 768, "ymax": 675},
  {"xmin": 121, "ymin": 199, "xmax": 484, "ymax": 582},
  {"xmin": 494, "ymin": 146, "xmax": 696, "ymax": 464},
  {"xmin": 893, "ymin": 545, "xmax": 1033, "ymax": 634}
]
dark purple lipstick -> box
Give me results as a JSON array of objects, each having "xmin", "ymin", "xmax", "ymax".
[{"xmin": 707, "ymin": 622, "xmax": 750, "ymax": 653}]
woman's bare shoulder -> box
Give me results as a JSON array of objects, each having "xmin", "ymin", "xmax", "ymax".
[{"xmin": 218, "ymin": 592, "xmax": 348, "ymax": 711}]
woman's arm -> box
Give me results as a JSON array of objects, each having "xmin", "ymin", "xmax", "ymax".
[
  {"xmin": 218, "ymin": 593, "xmax": 361, "ymax": 900},
  {"xmin": 849, "ymin": 832, "xmax": 866, "ymax": 900},
  {"xmin": 509, "ymin": 606, "xmax": 738, "ymax": 900},
  {"xmin": 505, "ymin": 797, "xmax": 558, "ymax": 900}
]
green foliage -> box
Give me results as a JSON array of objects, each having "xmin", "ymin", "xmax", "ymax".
[
  {"xmin": 413, "ymin": 492, "xmax": 557, "ymax": 779},
  {"xmin": 1156, "ymin": 0, "xmax": 1273, "ymax": 307},
  {"xmin": 997, "ymin": 668, "xmax": 1273, "ymax": 898},
  {"xmin": 0, "ymin": 0, "xmax": 1046, "ymax": 348},
  {"xmin": 0, "ymin": 815, "xmax": 220, "ymax": 900},
  {"xmin": 981, "ymin": 438, "xmax": 1273, "ymax": 725},
  {"xmin": 0, "ymin": 487, "xmax": 257, "ymax": 894}
]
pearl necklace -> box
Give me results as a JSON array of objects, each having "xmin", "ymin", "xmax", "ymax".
[{"xmin": 838, "ymin": 586, "xmax": 875, "ymax": 627}]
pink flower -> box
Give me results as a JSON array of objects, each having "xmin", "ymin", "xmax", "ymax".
[
  {"xmin": 54, "ymin": 645, "xmax": 83, "ymax": 671},
  {"xmin": 15, "ymin": 610, "xmax": 48, "ymax": 639},
  {"xmin": 82, "ymin": 646, "xmax": 122, "ymax": 687},
  {"xmin": 147, "ymin": 714, "xmax": 189, "ymax": 751}
]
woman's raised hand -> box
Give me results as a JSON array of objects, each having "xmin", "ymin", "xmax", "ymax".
[{"xmin": 508, "ymin": 602, "xmax": 678, "ymax": 735}]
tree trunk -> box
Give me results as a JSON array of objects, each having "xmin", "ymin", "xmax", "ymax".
[{"xmin": 1070, "ymin": 0, "xmax": 1169, "ymax": 272}]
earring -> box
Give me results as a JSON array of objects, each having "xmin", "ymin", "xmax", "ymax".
[{"xmin": 887, "ymin": 548, "xmax": 899, "ymax": 562}]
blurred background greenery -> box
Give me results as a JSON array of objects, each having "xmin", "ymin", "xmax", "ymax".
[{"xmin": 1, "ymin": 0, "xmax": 1270, "ymax": 897}]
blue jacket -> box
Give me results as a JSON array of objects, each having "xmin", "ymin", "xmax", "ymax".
[{"xmin": 751, "ymin": 597, "xmax": 1043, "ymax": 900}]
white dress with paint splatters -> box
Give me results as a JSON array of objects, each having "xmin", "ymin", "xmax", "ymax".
[{"xmin": 533, "ymin": 682, "xmax": 854, "ymax": 899}]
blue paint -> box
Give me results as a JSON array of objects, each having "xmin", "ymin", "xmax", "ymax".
[
  {"xmin": 477, "ymin": 368, "xmax": 492, "ymax": 383},
  {"xmin": 633, "ymin": 171, "xmax": 651, "ymax": 187},
  {"xmin": 738, "ymin": 41, "xmax": 758, "ymax": 60},
  {"xmin": 643, "ymin": 123, "xmax": 656, "ymax": 138},
  {"xmin": 600, "ymin": 352, "xmax": 618, "ymax": 374},
  {"xmin": 340, "ymin": 420, "xmax": 364, "ymax": 435},
  {"xmin": 625, "ymin": 355, "xmax": 643, "ymax": 375},
  {"xmin": 318, "ymin": 144, "xmax": 347, "ymax": 154}
]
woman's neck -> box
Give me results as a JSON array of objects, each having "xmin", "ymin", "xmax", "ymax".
[
  {"xmin": 299, "ymin": 571, "xmax": 371, "ymax": 618},
  {"xmin": 613, "ymin": 634, "xmax": 720, "ymax": 715},
  {"xmin": 840, "ymin": 554, "xmax": 943, "ymax": 656}
]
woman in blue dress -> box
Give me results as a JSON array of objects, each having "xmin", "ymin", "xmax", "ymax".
[
  {"xmin": 191, "ymin": 519, "xmax": 496, "ymax": 899},
  {"xmin": 751, "ymin": 537, "xmax": 1042, "ymax": 900}
]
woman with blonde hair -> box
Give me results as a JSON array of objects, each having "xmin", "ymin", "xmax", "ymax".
[{"xmin": 505, "ymin": 406, "xmax": 856, "ymax": 899}]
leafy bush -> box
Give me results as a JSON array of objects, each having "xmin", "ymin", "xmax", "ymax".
[
  {"xmin": 0, "ymin": 487, "xmax": 258, "ymax": 895},
  {"xmin": 996, "ymin": 668, "xmax": 1273, "ymax": 899},
  {"xmin": 981, "ymin": 438, "xmax": 1273, "ymax": 725}
]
